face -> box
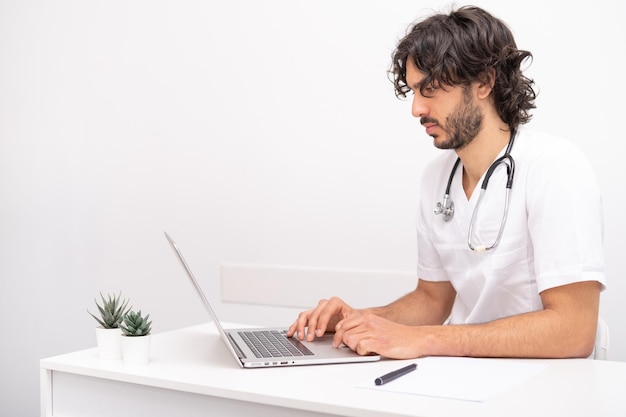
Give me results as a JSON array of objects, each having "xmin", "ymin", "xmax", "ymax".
[{"xmin": 405, "ymin": 58, "xmax": 483, "ymax": 150}]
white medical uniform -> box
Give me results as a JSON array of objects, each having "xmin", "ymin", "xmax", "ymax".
[{"xmin": 417, "ymin": 127, "xmax": 606, "ymax": 324}]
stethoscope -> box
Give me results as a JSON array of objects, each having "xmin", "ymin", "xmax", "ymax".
[{"xmin": 434, "ymin": 130, "xmax": 516, "ymax": 252}]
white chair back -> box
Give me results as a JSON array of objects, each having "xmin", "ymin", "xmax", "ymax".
[{"xmin": 594, "ymin": 317, "xmax": 609, "ymax": 360}]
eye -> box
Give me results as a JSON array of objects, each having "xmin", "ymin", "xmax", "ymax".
[{"xmin": 420, "ymin": 85, "xmax": 438, "ymax": 98}]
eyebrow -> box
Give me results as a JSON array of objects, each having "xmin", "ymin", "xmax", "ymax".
[
  {"xmin": 412, "ymin": 79, "xmax": 438, "ymax": 95},
  {"xmin": 408, "ymin": 79, "xmax": 427, "ymax": 92}
]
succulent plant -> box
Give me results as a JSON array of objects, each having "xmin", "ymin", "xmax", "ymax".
[
  {"xmin": 88, "ymin": 292, "xmax": 132, "ymax": 329},
  {"xmin": 120, "ymin": 310, "xmax": 152, "ymax": 336}
]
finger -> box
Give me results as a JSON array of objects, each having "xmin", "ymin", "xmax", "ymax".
[
  {"xmin": 289, "ymin": 310, "xmax": 313, "ymax": 340},
  {"xmin": 332, "ymin": 315, "xmax": 360, "ymax": 348},
  {"xmin": 286, "ymin": 320, "xmax": 300, "ymax": 337},
  {"xmin": 305, "ymin": 299, "xmax": 330, "ymax": 341},
  {"xmin": 332, "ymin": 323, "xmax": 345, "ymax": 348},
  {"xmin": 311, "ymin": 299, "xmax": 342, "ymax": 339},
  {"xmin": 338, "ymin": 313, "xmax": 376, "ymax": 351},
  {"xmin": 354, "ymin": 338, "xmax": 376, "ymax": 356}
]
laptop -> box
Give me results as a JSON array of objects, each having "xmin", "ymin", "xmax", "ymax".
[{"xmin": 164, "ymin": 231, "xmax": 380, "ymax": 368}]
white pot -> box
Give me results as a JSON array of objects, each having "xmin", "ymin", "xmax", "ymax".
[
  {"xmin": 121, "ymin": 334, "xmax": 152, "ymax": 366},
  {"xmin": 95, "ymin": 327, "xmax": 122, "ymax": 360}
]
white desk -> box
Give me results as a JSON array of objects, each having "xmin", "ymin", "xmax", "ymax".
[{"xmin": 41, "ymin": 323, "xmax": 626, "ymax": 417}]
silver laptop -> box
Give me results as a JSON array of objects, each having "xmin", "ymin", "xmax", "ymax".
[{"xmin": 164, "ymin": 232, "xmax": 380, "ymax": 368}]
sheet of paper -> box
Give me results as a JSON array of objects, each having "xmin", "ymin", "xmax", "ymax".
[{"xmin": 357, "ymin": 357, "xmax": 549, "ymax": 402}]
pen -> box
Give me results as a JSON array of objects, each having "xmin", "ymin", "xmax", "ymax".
[{"xmin": 374, "ymin": 363, "xmax": 418, "ymax": 386}]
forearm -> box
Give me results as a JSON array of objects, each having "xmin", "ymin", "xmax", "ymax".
[
  {"xmin": 422, "ymin": 309, "xmax": 595, "ymax": 358},
  {"xmin": 420, "ymin": 281, "xmax": 601, "ymax": 359},
  {"xmin": 335, "ymin": 281, "xmax": 601, "ymax": 359}
]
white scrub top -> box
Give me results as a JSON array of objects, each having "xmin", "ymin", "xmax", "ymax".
[{"xmin": 416, "ymin": 127, "xmax": 606, "ymax": 324}]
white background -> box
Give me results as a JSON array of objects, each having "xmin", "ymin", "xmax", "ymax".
[{"xmin": 1, "ymin": 1, "xmax": 624, "ymax": 415}]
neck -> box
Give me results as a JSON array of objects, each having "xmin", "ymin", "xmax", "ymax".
[{"xmin": 457, "ymin": 124, "xmax": 512, "ymax": 198}]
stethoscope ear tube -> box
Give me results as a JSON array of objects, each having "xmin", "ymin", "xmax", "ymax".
[{"xmin": 481, "ymin": 154, "xmax": 515, "ymax": 190}]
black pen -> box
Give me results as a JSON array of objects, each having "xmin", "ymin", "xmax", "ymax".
[{"xmin": 374, "ymin": 363, "xmax": 418, "ymax": 386}]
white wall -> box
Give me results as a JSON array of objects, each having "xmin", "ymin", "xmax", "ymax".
[{"xmin": 1, "ymin": 1, "xmax": 624, "ymax": 415}]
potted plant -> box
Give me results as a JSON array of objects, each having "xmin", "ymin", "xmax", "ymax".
[
  {"xmin": 120, "ymin": 310, "xmax": 153, "ymax": 366},
  {"xmin": 88, "ymin": 292, "xmax": 132, "ymax": 359}
]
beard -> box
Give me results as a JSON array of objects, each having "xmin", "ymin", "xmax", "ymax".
[{"xmin": 423, "ymin": 89, "xmax": 484, "ymax": 150}]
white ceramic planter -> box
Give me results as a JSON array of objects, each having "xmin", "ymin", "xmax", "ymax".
[
  {"xmin": 95, "ymin": 327, "xmax": 122, "ymax": 360},
  {"xmin": 121, "ymin": 334, "xmax": 152, "ymax": 366}
]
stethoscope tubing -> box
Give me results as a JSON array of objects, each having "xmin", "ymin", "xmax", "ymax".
[{"xmin": 434, "ymin": 129, "xmax": 517, "ymax": 252}]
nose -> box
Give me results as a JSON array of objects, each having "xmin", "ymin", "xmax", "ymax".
[{"xmin": 411, "ymin": 93, "xmax": 428, "ymax": 118}]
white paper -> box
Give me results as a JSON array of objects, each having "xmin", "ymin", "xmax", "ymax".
[{"xmin": 358, "ymin": 357, "xmax": 549, "ymax": 402}]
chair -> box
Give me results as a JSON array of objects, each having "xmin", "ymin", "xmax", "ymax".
[{"xmin": 594, "ymin": 317, "xmax": 610, "ymax": 360}]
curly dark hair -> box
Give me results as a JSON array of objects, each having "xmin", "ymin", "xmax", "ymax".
[{"xmin": 389, "ymin": 6, "xmax": 536, "ymax": 130}]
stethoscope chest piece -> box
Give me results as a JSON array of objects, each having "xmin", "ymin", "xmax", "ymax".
[
  {"xmin": 434, "ymin": 193, "xmax": 454, "ymax": 221},
  {"xmin": 434, "ymin": 157, "xmax": 461, "ymax": 222}
]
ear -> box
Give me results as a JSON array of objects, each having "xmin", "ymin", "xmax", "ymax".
[{"xmin": 476, "ymin": 68, "xmax": 496, "ymax": 99}]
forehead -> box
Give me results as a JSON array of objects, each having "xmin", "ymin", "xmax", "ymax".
[{"xmin": 405, "ymin": 58, "xmax": 426, "ymax": 86}]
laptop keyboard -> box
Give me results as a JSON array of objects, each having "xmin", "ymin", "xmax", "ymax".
[{"xmin": 238, "ymin": 330, "xmax": 314, "ymax": 358}]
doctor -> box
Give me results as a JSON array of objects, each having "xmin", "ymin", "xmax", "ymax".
[{"xmin": 287, "ymin": 5, "xmax": 605, "ymax": 359}]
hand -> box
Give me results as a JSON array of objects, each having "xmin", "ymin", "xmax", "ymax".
[
  {"xmin": 287, "ymin": 297, "xmax": 356, "ymax": 341},
  {"xmin": 334, "ymin": 313, "xmax": 424, "ymax": 359}
]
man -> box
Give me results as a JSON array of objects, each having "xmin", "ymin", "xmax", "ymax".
[{"xmin": 287, "ymin": 6, "xmax": 605, "ymax": 359}]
